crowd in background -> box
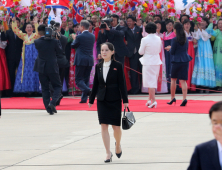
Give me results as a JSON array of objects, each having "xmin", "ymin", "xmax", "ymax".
[{"xmin": 0, "ymin": 10, "xmax": 222, "ymax": 98}]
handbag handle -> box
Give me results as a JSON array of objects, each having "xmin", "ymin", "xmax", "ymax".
[{"xmin": 123, "ymin": 107, "xmax": 130, "ymax": 116}]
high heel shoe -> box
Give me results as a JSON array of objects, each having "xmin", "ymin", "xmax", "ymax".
[
  {"xmin": 145, "ymin": 100, "xmax": 152, "ymax": 106},
  {"xmin": 104, "ymin": 153, "xmax": 113, "ymax": 163},
  {"xmin": 115, "ymin": 142, "xmax": 122, "ymax": 158},
  {"xmin": 180, "ymin": 99, "xmax": 187, "ymax": 106},
  {"xmin": 167, "ymin": 98, "xmax": 176, "ymax": 105},
  {"xmin": 148, "ymin": 101, "xmax": 157, "ymax": 108}
]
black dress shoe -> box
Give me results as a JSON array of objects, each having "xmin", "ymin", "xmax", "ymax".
[
  {"xmin": 56, "ymin": 95, "xmax": 63, "ymax": 106},
  {"xmin": 79, "ymin": 100, "xmax": 87, "ymax": 103},
  {"xmin": 104, "ymin": 153, "xmax": 113, "ymax": 163},
  {"xmin": 48, "ymin": 103, "xmax": 57, "ymax": 113},
  {"xmin": 47, "ymin": 108, "xmax": 54, "ymax": 115},
  {"xmin": 115, "ymin": 142, "xmax": 122, "ymax": 158},
  {"xmin": 167, "ymin": 98, "xmax": 176, "ymax": 105},
  {"xmin": 180, "ymin": 99, "xmax": 187, "ymax": 106}
]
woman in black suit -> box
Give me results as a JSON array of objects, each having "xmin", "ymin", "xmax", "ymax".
[
  {"xmin": 165, "ymin": 22, "xmax": 192, "ymax": 106},
  {"xmin": 89, "ymin": 42, "xmax": 129, "ymax": 163}
]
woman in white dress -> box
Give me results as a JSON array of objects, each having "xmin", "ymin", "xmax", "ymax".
[{"xmin": 139, "ymin": 22, "xmax": 162, "ymax": 108}]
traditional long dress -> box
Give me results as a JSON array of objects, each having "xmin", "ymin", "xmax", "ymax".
[
  {"xmin": 141, "ymin": 33, "xmax": 168, "ymax": 93},
  {"xmin": 163, "ymin": 31, "xmax": 176, "ymax": 90},
  {"xmin": 191, "ymin": 28, "xmax": 216, "ymax": 88},
  {"xmin": 156, "ymin": 33, "xmax": 168, "ymax": 93},
  {"xmin": 12, "ymin": 21, "xmax": 41, "ymax": 93},
  {"xmin": 0, "ymin": 36, "xmax": 11, "ymax": 91},
  {"xmin": 207, "ymin": 23, "xmax": 222, "ymax": 87},
  {"xmin": 185, "ymin": 31, "xmax": 196, "ymax": 91}
]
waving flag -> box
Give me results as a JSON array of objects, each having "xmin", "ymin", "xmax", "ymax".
[
  {"xmin": 175, "ymin": 0, "xmax": 195, "ymax": 10},
  {"xmin": 73, "ymin": 2, "xmax": 84, "ymax": 24},
  {"xmin": 46, "ymin": 0, "xmax": 70, "ymax": 9},
  {"xmin": 2, "ymin": 0, "xmax": 13, "ymax": 9},
  {"xmin": 106, "ymin": 0, "xmax": 114, "ymax": 11}
]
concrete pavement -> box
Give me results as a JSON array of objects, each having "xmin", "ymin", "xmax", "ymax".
[{"xmin": 0, "ymin": 94, "xmax": 218, "ymax": 170}]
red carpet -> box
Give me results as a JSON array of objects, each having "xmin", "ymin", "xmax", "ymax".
[{"xmin": 1, "ymin": 97, "xmax": 215, "ymax": 114}]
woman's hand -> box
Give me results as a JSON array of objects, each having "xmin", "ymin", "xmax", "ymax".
[
  {"xmin": 165, "ymin": 46, "xmax": 171, "ymax": 51},
  {"xmin": 123, "ymin": 103, "xmax": 129, "ymax": 109},
  {"xmin": 88, "ymin": 103, "xmax": 93, "ymax": 108}
]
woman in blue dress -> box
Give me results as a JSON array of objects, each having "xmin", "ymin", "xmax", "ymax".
[
  {"xmin": 192, "ymin": 17, "xmax": 216, "ymax": 89},
  {"xmin": 12, "ymin": 17, "xmax": 41, "ymax": 93}
]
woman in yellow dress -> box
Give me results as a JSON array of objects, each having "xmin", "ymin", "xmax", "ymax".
[{"xmin": 12, "ymin": 16, "xmax": 41, "ymax": 93}]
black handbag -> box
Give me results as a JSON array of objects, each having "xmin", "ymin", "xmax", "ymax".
[{"xmin": 122, "ymin": 107, "xmax": 136, "ymax": 130}]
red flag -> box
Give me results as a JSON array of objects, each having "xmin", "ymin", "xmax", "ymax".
[
  {"xmin": 46, "ymin": 0, "xmax": 70, "ymax": 9},
  {"xmin": 2, "ymin": 0, "xmax": 13, "ymax": 8}
]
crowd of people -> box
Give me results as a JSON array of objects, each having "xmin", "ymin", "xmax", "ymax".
[{"xmin": 0, "ymin": 11, "xmax": 222, "ymax": 99}]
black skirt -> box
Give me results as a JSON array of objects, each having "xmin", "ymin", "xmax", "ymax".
[
  {"xmin": 97, "ymin": 99, "xmax": 122, "ymax": 126},
  {"xmin": 171, "ymin": 62, "xmax": 189, "ymax": 80}
]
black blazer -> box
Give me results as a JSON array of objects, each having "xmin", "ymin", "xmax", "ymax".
[
  {"xmin": 1, "ymin": 29, "xmax": 23, "ymax": 62},
  {"xmin": 61, "ymin": 28, "xmax": 74, "ymax": 61},
  {"xmin": 34, "ymin": 37, "xmax": 64, "ymax": 74},
  {"xmin": 170, "ymin": 37, "xmax": 192, "ymax": 63},
  {"xmin": 57, "ymin": 35, "xmax": 69, "ymax": 68},
  {"xmin": 71, "ymin": 31, "xmax": 95, "ymax": 66},
  {"xmin": 187, "ymin": 139, "xmax": 221, "ymax": 170},
  {"xmin": 97, "ymin": 25, "xmax": 129, "ymax": 57},
  {"xmin": 124, "ymin": 25, "xmax": 143, "ymax": 58},
  {"xmin": 89, "ymin": 60, "xmax": 128, "ymax": 104}
]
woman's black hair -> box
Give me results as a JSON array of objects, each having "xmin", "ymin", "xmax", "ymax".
[
  {"xmin": 202, "ymin": 17, "xmax": 210, "ymax": 28},
  {"xmin": 182, "ymin": 19, "xmax": 191, "ymax": 33},
  {"xmin": 145, "ymin": 22, "xmax": 157, "ymax": 34},
  {"xmin": 165, "ymin": 19, "xmax": 174, "ymax": 25},
  {"xmin": 180, "ymin": 14, "xmax": 190, "ymax": 22},
  {"xmin": 87, "ymin": 20, "xmax": 93, "ymax": 25},
  {"xmin": 43, "ymin": 17, "xmax": 48, "ymax": 25},
  {"xmin": 182, "ymin": 19, "xmax": 191, "ymax": 25},
  {"xmin": 174, "ymin": 22, "xmax": 186, "ymax": 45},
  {"xmin": 101, "ymin": 42, "xmax": 115, "ymax": 60},
  {"xmin": 209, "ymin": 101, "xmax": 222, "ymax": 118}
]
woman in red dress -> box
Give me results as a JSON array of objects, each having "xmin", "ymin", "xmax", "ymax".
[
  {"xmin": 0, "ymin": 22, "xmax": 11, "ymax": 92},
  {"xmin": 183, "ymin": 19, "xmax": 196, "ymax": 91}
]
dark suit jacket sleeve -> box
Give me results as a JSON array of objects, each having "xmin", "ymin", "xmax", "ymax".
[
  {"xmin": 117, "ymin": 63, "xmax": 128, "ymax": 103},
  {"xmin": 89, "ymin": 65, "xmax": 99, "ymax": 104},
  {"xmin": 170, "ymin": 38, "xmax": 177, "ymax": 55},
  {"xmin": 96, "ymin": 31, "xmax": 107, "ymax": 55},
  {"xmin": 108, "ymin": 28, "xmax": 125, "ymax": 38},
  {"xmin": 1, "ymin": 31, "xmax": 8, "ymax": 41},
  {"xmin": 71, "ymin": 36, "xmax": 80, "ymax": 49},
  {"xmin": 187, "ymin": 146, "xmax": 201, "ymax": 170},
  {"xmin": 55, "ymin": 40, "xmax": 63, "ymax": 58}
]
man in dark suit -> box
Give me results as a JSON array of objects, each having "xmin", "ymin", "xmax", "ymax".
[
  {"xmin": 34, "ymin": 25, "xmax": 66, "ymax": 115},
  {"xmin": 71, "ymin": 20, "xmax": 95, "ymax": 103},
  {"xmin": 97, "ymin": 14, "xmax": 129, "ymax": 65},
  {"xmin": 187, "ymin": 101, "xmax": 222, "ymax": 170},
  {"xmin": 54, "ymin": 24, "xmax": 69, "ymax": 105},
  {"xmin": 1, "ymin": 18, "xmax": 23, "ymax": 96},
  {"xmin": 61, "ymin": 26, "xmax": 74, "ymax": 89},
  {"xmin": 125, "ymin": 16, "xmax": 143, "ymax": 94}
]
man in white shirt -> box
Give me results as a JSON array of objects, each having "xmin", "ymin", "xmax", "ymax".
[{"xmin": 187, "ymin": 101, "xmax": 222, "ymax": 170}]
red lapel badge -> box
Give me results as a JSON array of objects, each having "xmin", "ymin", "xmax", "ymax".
[{"xmin": 114, "ymin": 68, "xmax": 117, "ymax": 71}]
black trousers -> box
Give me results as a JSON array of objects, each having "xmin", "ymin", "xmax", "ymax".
[
  {"xmin": 115, "ymin": 53, "xmax": 124, "ymax": 66},
  {"xmin": 129, "ymin": 53, "xmax": 142, "ymax": 94},
  {"xmin": 75, "ymin": 66, "xmax": 92, "ymax": 102},
  {"xmin": 6, "ymin": 59, "xmax": 20, "ymax": 96},
  {"xmin": 39, "ymin": 72, "xmax": 62, "ymax": 111}
]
